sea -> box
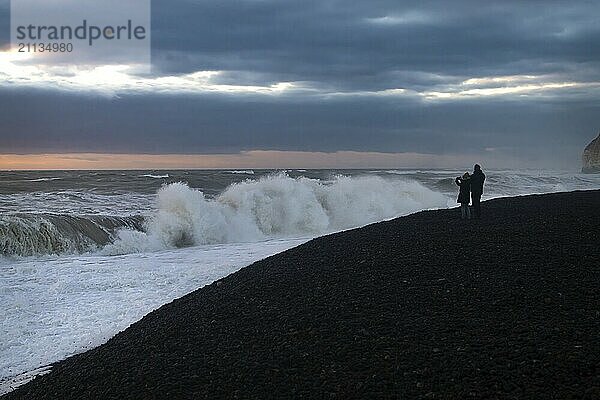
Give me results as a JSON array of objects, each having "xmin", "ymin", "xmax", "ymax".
[{"xmin": 1, "ymin": 168, "xmax": 599, "ymax": 392}]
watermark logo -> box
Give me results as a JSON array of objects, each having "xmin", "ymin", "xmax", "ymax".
[{"xmin": 11, "ymin": 0, "xmax": 150, "ymax": 71}]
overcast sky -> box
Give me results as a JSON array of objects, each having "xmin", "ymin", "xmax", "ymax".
[{"xmin": 0, "ymin": 0, "xmax": 598, "ymax": 169}]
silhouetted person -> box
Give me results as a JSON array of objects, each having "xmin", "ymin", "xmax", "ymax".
[
  {"xmin": 470, "ymin": 164, "xmax": 486, "ymax": 219},
  {"xmin": 455, "ymin": 172, "xmax": 471, "ymax": 220}
]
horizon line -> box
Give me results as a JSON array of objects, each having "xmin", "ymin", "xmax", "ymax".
[{"xmin": 0, "ymin": 151, "xmax": 576, "ymax": 171}]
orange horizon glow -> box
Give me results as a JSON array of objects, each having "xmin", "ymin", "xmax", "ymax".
[{"xmin": 0, "ymin": 151, "xmax": 485, "ymax": 170}]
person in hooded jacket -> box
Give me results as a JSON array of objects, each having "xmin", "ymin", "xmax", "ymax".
[
  {"xmin": 470, "ymin": 164, "xmax": 486, "ymax": 219},
  {"xmin": 455, "ymin": 172, "xmax": 471, "ymax": 220}
]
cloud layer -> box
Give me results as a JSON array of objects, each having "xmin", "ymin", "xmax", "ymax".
[{"xmin": 0, "ymin": 0, "xmax": 598, "ymax": 168}]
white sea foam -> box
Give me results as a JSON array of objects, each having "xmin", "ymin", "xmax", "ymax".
[
  {"xmin": 25, "ymin": 177, "xmax": 62, "ymax": 182},
  {"xmin": 104, "ymin": 174, "xmax": 449, "ymax": 254},
  {"xmin": 0, "ymin": 238, "xmax": 307, "ymax": 384},
  {"xmin": 0, "ymin": 366, "xmax": 52, "ymax": 396},
  {"xmin": 140, "ymin": 174, "xmax": 170, "ymax": 179},
  {"xmin": 227, "ymin": 170, "xmax": 255, "ymax": 174}
]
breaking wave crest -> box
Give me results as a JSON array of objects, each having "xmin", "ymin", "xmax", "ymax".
[
  {"xmin": 103, "ymin": 174, "xmax": 449, "ymax": 255},
  {"xmin": 0, "ymin": 214, "xmax": 144, "ymax": 257},
  {"xmin": 1, "ymin": 174, "xmax": 449, "ymax": 257}
]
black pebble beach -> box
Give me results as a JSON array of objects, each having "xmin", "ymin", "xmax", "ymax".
[{"xmin": 4, "ymin": 190, "xmax": 600, "ymax": 399}]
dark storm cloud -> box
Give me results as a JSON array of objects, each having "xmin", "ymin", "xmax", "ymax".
[
  {"xmin": 0, "ymin": 87, "xmax": 596, "ymax": 165},
  {"xmin": 0, "ymin": 0, "xmax": 598, "ymax": 166},
  {"xmin": 0, "ymin": 0, "xmax": 8, "ymax": 49},
  {"xmin": 150, "ymin": 0, "xmax": 600, "ymax": 90}
]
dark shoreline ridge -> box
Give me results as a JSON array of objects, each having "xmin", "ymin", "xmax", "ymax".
[{"xmin": 4, "ymin": 191, "xmax": 600, "ymax": 399}]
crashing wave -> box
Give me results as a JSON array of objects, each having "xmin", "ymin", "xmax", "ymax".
[
  {"xmin": 103, "ymin": 173, "xmax": 449, "ymax": 255},
  {"xmin": 0, "ymin": 173, "xmax": 450, "ymax": 257},
  {"xmin": 0, "ymin": 214, "xmax": 144, "ymax": 257}
]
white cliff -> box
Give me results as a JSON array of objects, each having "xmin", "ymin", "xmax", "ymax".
[{"xmin": 582, "ymin": 133, "xmax": 600, "ymax": 173}]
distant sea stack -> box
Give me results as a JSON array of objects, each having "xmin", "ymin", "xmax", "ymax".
[{"xmin": 582, "ymin": 133, "xmax": 600, "ymax": 173}]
